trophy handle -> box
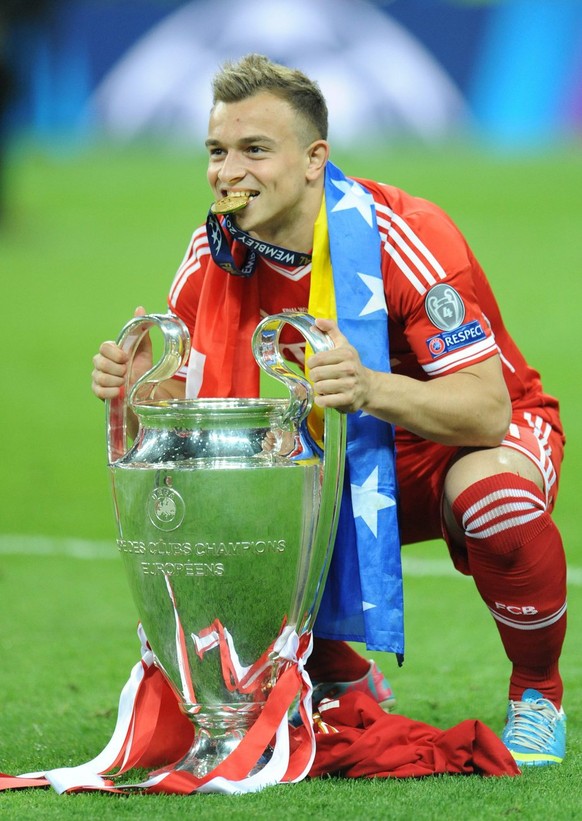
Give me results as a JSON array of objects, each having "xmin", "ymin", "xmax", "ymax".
[
  {"xmin": 252, "ymin": 311, "xmax": 347, "ymax": 632},
  {"xmin": 251, "ymin": 312, "xmax": 333, "ymax": 426},
  {"xmin": 106, "ymin": 313, "xmax": 191, "ymax": 463}
]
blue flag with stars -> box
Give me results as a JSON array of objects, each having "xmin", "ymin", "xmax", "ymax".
[{"xmin": 314, "ymin": 161, "xmax": 404, "ymax": 659}]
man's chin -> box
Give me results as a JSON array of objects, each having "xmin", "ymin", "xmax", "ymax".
[{"xmin": 233, "ymin": 212, "xmax": 260, "ymax": 235}]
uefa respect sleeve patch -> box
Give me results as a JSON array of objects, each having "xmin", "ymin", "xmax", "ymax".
[{"xmin": 426, "ymin": 319, "xmax": 486, "ymax": 358}]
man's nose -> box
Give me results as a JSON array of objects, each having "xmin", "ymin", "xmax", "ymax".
[{"xmin": 217, "ymin": 152, "xmax": 245, "ymax": 184}]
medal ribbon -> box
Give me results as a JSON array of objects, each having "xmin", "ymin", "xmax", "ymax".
[{"xmin": 206, "ymin": 211, "xmax": 311, "ymax": 277}]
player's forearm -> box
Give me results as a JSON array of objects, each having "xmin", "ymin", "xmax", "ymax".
[{"xmin": 362, "ymin": 367, "xmax": 511, "ymax": 447}]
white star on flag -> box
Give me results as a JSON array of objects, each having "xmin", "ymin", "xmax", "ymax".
[
  {"xmin": 330, "ymin": 179, "xmax": 374, "ymax": 227},
  {"xmin": 358, "ymin": 272, "xmax": 388, "ymax": 316},
  {"xmin": 351, "ymin": 466, "xmax": 396, "ymax": 538}
]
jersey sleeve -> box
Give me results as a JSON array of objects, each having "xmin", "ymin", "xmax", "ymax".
[{"xmin": 378, "ymin": 193, "xmax": 498, "ymax": 378}]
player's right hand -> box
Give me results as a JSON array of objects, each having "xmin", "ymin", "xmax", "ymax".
[{"xmin": 91, "ymin": 306, "xmax": 153, "ymax": 400}]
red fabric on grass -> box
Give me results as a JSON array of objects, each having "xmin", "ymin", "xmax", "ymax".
[
  {"xmin": 307, "ymin": 692, "xmax": 520, "ymax": 778},
  {"xmin": 0, "ymin": 673, "xmax": 519, "ymax": 792}
]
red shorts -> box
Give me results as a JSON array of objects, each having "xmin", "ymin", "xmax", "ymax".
[{"xmin": 395, "ymin": 408, "xmax": 565, "ymax": 547}]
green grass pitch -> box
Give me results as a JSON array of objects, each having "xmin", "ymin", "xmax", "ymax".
[{"xmin": 0, "ymin": 140, "xmax": 581, "ymax": 819}]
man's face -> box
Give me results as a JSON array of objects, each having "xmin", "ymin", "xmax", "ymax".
[{"xmin": 206, "ymin": 92, "xmax": 321, "ymax": 247}]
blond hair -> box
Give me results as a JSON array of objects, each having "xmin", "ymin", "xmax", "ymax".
[{"xmin": 212, "ymin": 53, "xmax": 328, "ymax": 142}]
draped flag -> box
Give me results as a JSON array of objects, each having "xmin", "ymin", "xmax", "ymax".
[{"xmin": 311, "ymin": 161, "xmax": 404, "ymax": 659}]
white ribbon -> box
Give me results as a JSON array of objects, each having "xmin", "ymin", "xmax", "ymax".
[{"xmin": 17, "ymin": 624, "xmax": 316, "ymax": 796}]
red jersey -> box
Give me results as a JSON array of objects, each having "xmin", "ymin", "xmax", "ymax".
[{"xmin": 168, "ymin": 177, "xmax": 563, "ymax": 442}]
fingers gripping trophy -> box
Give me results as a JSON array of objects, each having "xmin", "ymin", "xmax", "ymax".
[{"xmin": 106, "ymin": 310, "xmax": 346, "ymax": 785}]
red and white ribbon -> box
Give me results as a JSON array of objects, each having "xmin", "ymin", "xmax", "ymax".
[{"xmin": 0, "ymin": 623, "xmax": 315, "ymax": 795}]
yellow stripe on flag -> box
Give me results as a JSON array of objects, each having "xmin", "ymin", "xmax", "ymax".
[
  {"xmin": 306, "ymin": 193, "xmax": 337, "ymax": 442},
  {"xmin": 308, "ymin": 193, "xmax": 337, "ymax": 323}
]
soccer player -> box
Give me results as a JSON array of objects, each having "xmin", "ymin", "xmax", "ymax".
[{"xmin": 92, "ymin": 54, "xmax": 567, "ymax": 767}]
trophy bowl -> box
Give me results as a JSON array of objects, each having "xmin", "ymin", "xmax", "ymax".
[{"xmin": 107, "ymin": 313, "xmax": 345, "ymax": 779}]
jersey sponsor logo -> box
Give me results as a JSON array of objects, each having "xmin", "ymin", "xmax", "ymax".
[
  {"xmin": 426, "ymin": 319, "xmax": 486, "ymax": 358},
  {"xmin": 425, "ymin": 283, "xmax": 465, "ymax": 330}
]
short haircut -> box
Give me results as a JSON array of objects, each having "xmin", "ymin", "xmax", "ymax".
[{"xmin": 211, "ymin": 53, "xmax": 328, "ymax": 142}]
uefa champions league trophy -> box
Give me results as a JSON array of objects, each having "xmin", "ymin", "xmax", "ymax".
[{"xmin": 106, "ymin": 312, "xmax": 346, "ymax": 779}]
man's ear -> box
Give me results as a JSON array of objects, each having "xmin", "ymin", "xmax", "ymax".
[{"xmin": 306, "ymin": 140, "xmax": 329, "ymax": 181}]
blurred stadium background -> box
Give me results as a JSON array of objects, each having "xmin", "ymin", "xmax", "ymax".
[
  {"xmin": 0, "ymin": 3, "xmax": 581, "ymax": 791},
  {"xmin": 1, "ymin": 0, "xmax": 581, "ymax": 612},
  {"xmin": 1, "ymin": 0, "xmax": 581, "ymax": 528},
  {"xmin": 2, "ymin": 0, "xmax": 582, "ymax": 147},
  {"xmin": 2, "ymin": 0, "xmax": 582, "ymax": 153}
]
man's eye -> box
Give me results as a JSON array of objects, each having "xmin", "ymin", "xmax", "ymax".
[
  {"xmin": 247, "ymin": 146, "xmax": 264, "ymax": 154},
  {"xmin": 209, "ymin": 148, "xmax": 225, "ymax": 157}
]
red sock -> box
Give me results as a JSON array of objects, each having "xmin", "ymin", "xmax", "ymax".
[
  {"xmin": 452, "ymin": 473, "xmax": 567, "ymax": 708},
  {"xmin": 306, "ymin": 638, "xmax": 371, "ymax": 682}
]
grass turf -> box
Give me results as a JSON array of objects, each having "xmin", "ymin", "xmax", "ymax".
[{"xmin": 0, "ymin": 140, "xmax": 581, "ymax": 818}]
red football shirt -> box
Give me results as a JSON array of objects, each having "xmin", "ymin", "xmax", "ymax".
[{"xmin": 168, "ymin": 177, "xmax": 562, "ymax": 438}]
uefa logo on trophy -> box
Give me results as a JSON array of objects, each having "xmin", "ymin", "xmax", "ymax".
[{"xmin": 147, "ymin": 486, "xmax": 186, "ymax": 531}]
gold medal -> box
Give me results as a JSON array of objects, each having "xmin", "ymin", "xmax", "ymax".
[{"xmin": 210, "ymin": 193, "xmax": 252, "ymax": 215}]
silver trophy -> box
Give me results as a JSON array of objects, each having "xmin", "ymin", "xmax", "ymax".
[{"xmin": 107, "ymin": 312, "xmax": 346, "ymax": 778}]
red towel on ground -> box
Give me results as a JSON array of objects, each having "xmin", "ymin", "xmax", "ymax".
[{"xmin": 306, "ymin": 692, "xmax": 519, "ymax": 778}]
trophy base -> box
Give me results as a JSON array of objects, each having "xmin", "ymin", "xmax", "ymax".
[
  {"xmin": 176, "ymin": 705, "xmax": 271, "ymax": 779},
  {"xmin": 175, "ymin": 727, "xmax": 273, "ymax": 779}
]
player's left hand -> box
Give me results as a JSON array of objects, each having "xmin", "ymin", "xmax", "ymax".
[{"xmin": 307, "ymin": 318, "xmax": 371, "ymax": 413}]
